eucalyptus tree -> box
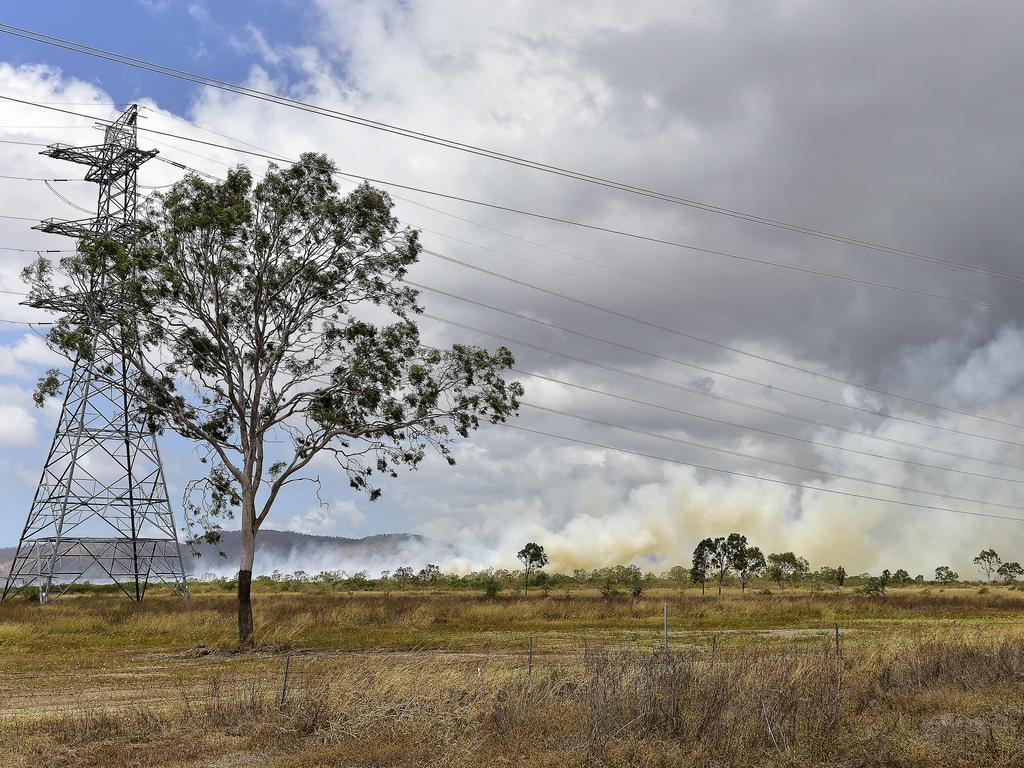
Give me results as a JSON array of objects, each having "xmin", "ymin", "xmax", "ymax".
[
  {"xmin": 517, "ymin": 542, "xmax": 548, "ymax": 597},
  {"xmin": 736, "ymin": 544, "xmax": 766, "ymax": 593},
  {"xmin": 973, "ymin": 549, "xmax": 1002, "ymax": 584},
  {"xmin": 690, "ymin": 537, "xmax": 714, "ymax": 595},
  {"xmin": 24, "ymin": 154, "xmax": 522, "ymax": 643},
  {"xmin": 997, "ymin": 561, "xmax": 1023, "ymax": 585},
  {"xmin": 766, "ymin": 552, "xmax": 809, "ymax": 591}
]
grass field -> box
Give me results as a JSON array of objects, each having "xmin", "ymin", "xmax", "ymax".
[{"xmin": 3, "ymin": 585, "xmax": 1024, "ymax": 767}]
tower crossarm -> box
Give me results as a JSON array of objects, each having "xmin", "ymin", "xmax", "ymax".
[
  {"xmin": 33, "ymin": 217, "xmax": 140, "ymax": 241},
  {"xmin": 41, "ymin": 144, "xmax": 159, "ymax": 183}
]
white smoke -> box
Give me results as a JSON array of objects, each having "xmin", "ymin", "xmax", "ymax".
[{"xmin": 380, "ymin": 322, "xmax": 1024, "ymax": 580}]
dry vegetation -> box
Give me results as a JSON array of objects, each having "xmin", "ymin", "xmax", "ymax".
[{"xmin": 3, "ymin": 586, "xmax": 1024, "ymax": 767}]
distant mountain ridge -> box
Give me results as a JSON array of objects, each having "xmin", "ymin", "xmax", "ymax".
[{"xmin": 0, "ymin": 530, "xmax": 429, "ymax": 578}]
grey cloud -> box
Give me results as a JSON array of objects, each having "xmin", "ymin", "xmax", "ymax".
[{"xmin": 4, "ymin": 3, "xmax": 1024, "ymax": 577}]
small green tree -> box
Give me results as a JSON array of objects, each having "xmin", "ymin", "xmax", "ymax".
[
  {"xmin": 708, "ymin": 536, "xmax": 731, "ymax": 596},
  {"xmin": 997, "ymin": 561, "xmax": 1023, "ymax": 585},
  {"xmin": 934, "ymin": 565, "xmax": 959, "ymax": 583},
  {"xmin": 533, "ymin": 570, "xmax": 551, "ymax": 596},
  {"xmin": 627, "ymin": 569, "xmax": 650, "ymax": 600},
  {"xmin": 480, "ymin": 570, "xmax": 504, "ymax": 598},
  {"xmin": 517, "ymin": 542, "xmax": 548, "ymax": 597},
  {"xmin": 892, "ymin": 569, "xmax": 910, "ymax": 585},
  {"xmin": 599, "ymin": 577, "xmax": 620, "ymax": 600},
  {"xmin": 668, "ymin": 565, "xmax": 689, "ymax": 588},
  {"xmin": 690, "ymin": 537, "xmax": 714, "ymax": 595},
  {"xmin": 974, "ymin": 549, "xmax": 1002, "ymax": 584},
  {"xmin": 417, "ymin": 563, "xmax": 441, "ymax": 586},
  {"xmin": 766, "ymin": 552, "xmax": 809, "ymax": 591},
  {"xmin": 737, "ymin": 545, "xmax": 766, "ymax": 592},
  {"xmin": 860, "ymin": 577, "xmax": 887, "ymax": 597},
  {"xmin": 394, "ymin": 566, "xmax": 414, "ymax": 590},
  {"xmin": 836, "ymin": 566, "xmax": 847, "ymax": 587}
]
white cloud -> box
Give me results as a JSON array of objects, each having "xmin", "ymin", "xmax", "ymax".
[{"xmin": 0, "ymin": 404, "xmax": 35, "ymax": 447}]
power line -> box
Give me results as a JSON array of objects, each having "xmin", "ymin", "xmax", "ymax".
[
  {"xmin": 7, "ymin": 228, "xmax": 1016, "ymax": 475},
  {"xmin": 115, "ymin": 108, "xmax": 1024, "ymax": 427},
  {"xmin": 368, "ymin": 189, "xmax": 1021, "ymax": 313},
  {"xmin": 0, "ymin": 247, "xmax": 70, "ymax": 253},
  {"xmin": 8, "ymin": 192, "xmax": 1015, "ymax": 468},
  {"xmin": 422, "ymin": 251, "xmax": 1024, "ymax": 436},
  {"xmin": 6, "ymin": 122, "xmax": 1018, "ymax": 445},
  {"xmin": 514, "ymin": 368, "xmax": 1024, "ymax": 487},
  {"xmin": 424, "ymin": 312, "xmax": 1024, "ymax": 472},
  {"xmin": 44, "ymin": 180, "xmax": 92, "ymax": 214},
  {"xmin": 152, "ymin": 154, "xmax": 220, "ymax": 181},
  {"xmin": 3, "ymin": 22, "xmax": 1022, "ymax": 285},
  {"xmin": 8, "ymin": 231, "xmax": 1016, "ymax": 483},
  {"xmin": 114, "ymin": 127, "xmax": 1024, "ymax": 430},
  {"xmin": 0, "ymin": 174, "xmax": 77, "ymax": 181},
  {"xmin": 9, "ymin": 98, "xmax": 1020, "ymax": 452},
  {"xmin": 1, "ymin": 86, "xmax": 1015, "ymax": 526},
  {"xmin": 410, "ymin": 280, "xmax": 1024, "ymax": 437},
  {"xmin": 0, "ymin": 123, "xmax": 94, "ymax": 128},
  {"xmin": 141, "ymin": 107, "xmax": 718, "ymax": 309},
  {"xmin": 520, "ymin": 401, "xmax": 1022, "ymax": 512},
  {"xmin": 153, "ymin": 102, "xmax": 697, "ymax": 303},
  {"xmin": 6, "ymin": 116, "xmax": 1019, "ymax": 515},
  {"xmin": 0, "ymin": 317, "xmax": 50, "ymax": 326},
  {"xmin": 501, "ymin": 423, "xmax": 1024, "ymax": 523},
  {"xmin": 131, "ymin": 112, "xmax": 625, "ymax": 299},
  {"xmin": 0, "ymin": 138, "xmax": 46, "ymax": 147},
  {"xmin": 3, "ymin": 95, "xmax": 1019, "ymax": 314}
]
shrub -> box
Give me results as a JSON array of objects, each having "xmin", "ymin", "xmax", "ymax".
[
  {"xmin": 483, "ymin": 576, "xmax": 504, "ymax": 599},
  {"xmin": 859, "ymin": 577, "xmax": 887, "ymax": 597},
  {"xmin": 599, "ymin": 578, "xmax": 621, "ymax": 600}
]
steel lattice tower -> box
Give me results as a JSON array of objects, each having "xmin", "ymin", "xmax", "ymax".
[{"xmin": 2, "ymin": 105, "xmax": 189, "ymax": 603}]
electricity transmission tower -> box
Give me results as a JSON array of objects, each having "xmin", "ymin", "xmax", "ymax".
[{"xmin": 2, "ymin": 105, "xmax": 189, "ymax": 603}]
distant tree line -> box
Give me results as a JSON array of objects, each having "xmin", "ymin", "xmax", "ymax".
[{"xmin": 184, "ymin": 541, "xmax": 1023, "ymax": 597}]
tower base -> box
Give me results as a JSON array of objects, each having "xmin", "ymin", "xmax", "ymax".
[{"xmin": 3, "ymin": 536, "xmax": 190, "ymax": 602}]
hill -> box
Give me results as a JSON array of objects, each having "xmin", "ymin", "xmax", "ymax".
[{"xmin": 0, "ymin": 530, "xmax": 432, "ymax": 579}]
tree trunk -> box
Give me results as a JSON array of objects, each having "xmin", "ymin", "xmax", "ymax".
[
  {"xmin": 524, "ymin": 567, "xmax": 529, "ymax": 598},
  {"xmin": 718, "ymin": 580, "xmax": 722, "ymax": 596},
  {"xmin": 237, "ymin": 568, "xmax": 253, "ymax": 644},
  {"xmin": 237, "ymin": 506, "xmax": 257, "ymax": 645}
]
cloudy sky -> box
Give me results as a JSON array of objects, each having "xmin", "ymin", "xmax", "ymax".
[{"xmin": 2, "ymin": 0, "xmax": 1024, "ymax": 577}]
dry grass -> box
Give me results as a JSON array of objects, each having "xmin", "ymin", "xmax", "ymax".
[
  {"xmin": 3, "ymin": 587, "xmax": 1024, "ymax": 766},
  {"xmin": 3, "ymin": 584, "xmax": 1022, "ymax": 653}
]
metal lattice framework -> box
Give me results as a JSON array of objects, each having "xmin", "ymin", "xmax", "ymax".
[{"xmin": 2, "ymin": 105, "xmax": 189, "ymax": 603}]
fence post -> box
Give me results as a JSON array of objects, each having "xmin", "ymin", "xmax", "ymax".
[
  {"xmin": 278, "ymin": 652, "xmax": 292, "ymax": 709},
  {"xmin": 528, "ymin": 636, "xmax": 534, "ymax": 677},
  {"xmin": 834, "ymin": 622, "xmax": 841, "ymax": 659}
]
